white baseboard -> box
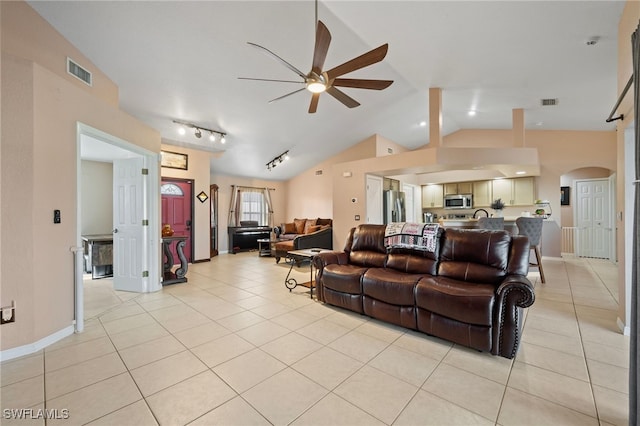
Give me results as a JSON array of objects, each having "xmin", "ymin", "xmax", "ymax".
[
  {"xmin": 0, "ymin": 325, "xmax": 75, "ymax": 362},
  {"xmin": 617, "ymin": 317, "xmax": 630, "ymax": 336}
]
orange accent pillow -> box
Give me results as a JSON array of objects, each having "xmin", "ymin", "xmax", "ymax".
[
  {"xmin": 306, "ymin": 225, "xmax": 321, "ymax": 234},
  {"xmin": 293, "ymin": 218, "xmax": 307, "ymax": 234},
  {"xmin": 303, "ymin": 219, "xmax": 318, "ymax": 234},
  {"xmin": 282, "ymin": 223, "xmax": 296, "ymax": 234}
]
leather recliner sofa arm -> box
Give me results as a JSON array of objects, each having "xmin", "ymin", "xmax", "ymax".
[
  {"xmin": 293, "ymin": 227, "xmax": 333, "ymax": 250},
  {"xmin": 493, "ymin": 275, "xmax": 535, "ymax": 358},
  {"xmin": 312, "ymin": 251, "xmax": 349, "ymax": 302}
]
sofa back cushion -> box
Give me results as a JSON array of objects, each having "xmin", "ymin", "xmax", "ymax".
[
  {"xmin": 316, "ymin": 218, "xmax": 333, "ymax": 226},
  {"xmin": 349, "ymin": 224, "xmax": 387, "ymax": 267},
  {"xmin": 294, "ymin": 218, "xmax": 307, "ymax": 234},
  {"xmin": 386, "ymin": 227, "xmax": 442, "ymax": 274},
  {"xmin": 438, "ymin": 229, "xmax": 511, "ymax": 284},
  {"xmin": 282, "ymin": 222, "xmax": 296, "ymax": 234}
]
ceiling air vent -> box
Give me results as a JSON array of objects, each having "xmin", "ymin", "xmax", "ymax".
[
  {"xmin": 67, "ymin": 57, "xmax": 92, "ymax": 86},
  {"xmin": 540, "ymin": 98, "xmax": 558, "ymax": 106}
]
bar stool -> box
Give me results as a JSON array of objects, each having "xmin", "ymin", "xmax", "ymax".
[
  {"xmin": 515, "ymin": 216, "xmax": 545, "ymax": 283},
  {"xmin": 477, "ymin": 217, "xmax": 504, "ymax": 230}
]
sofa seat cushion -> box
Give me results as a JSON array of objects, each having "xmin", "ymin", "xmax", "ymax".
[
  {"xmin": 279, "ymin": 234, "xmax": 297, "ymax": 241},
  {"xmin": 322, "ymin": 264, "xmax": 368, "ymax": 295},
  {"xmin": 415, "ymin": 276, "xmax": 495, "ymax": 326},
  {"xmin": 362, "ymin": 268, "xmax": 422, "ymax": 305}
]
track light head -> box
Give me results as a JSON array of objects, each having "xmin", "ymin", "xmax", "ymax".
[
  {"xmin": 209, "ymin": 132, "xmax": 216, "ymax": 142},
  {"xmin": 194, "ymin": 128, "xmax": 202, "ymax": 138}
]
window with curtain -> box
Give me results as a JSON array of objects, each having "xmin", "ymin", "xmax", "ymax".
[{"xmin": 239, "ymin": 190, "xmax": 266, "ymax": 225}]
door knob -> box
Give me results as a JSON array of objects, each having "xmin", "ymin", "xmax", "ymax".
[{"xmin": 113, "ymin": 228, "xmax": 118, "ymax": 234}]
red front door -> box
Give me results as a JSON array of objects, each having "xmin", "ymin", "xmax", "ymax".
[{"xmin": 161, "ymin": 179, "xmax": 193, "ymax": 263}]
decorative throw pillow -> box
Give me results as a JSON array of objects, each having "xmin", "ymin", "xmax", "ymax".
[
  {"xmin": 306, "ymin": 225, "xmax": 321, "ymax": 234},
  {"xmin": 316, "ymin": 218, "xmax": 332, "ymax": 226},
  {"xmin": 282, "ymin": 222, "xmax": 296, "ymax": 234},
  {"xmin": 293, "ymin": 218, "xmax": 307, "ymax": 234},
  {"xmin": 303, "ymin": 219, "xmax": 318, "ymax": 234}
]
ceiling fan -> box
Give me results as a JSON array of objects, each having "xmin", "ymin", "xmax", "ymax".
[{"xmin": 239, "ymin": 19, "xmax": 393, "ymax": 113}]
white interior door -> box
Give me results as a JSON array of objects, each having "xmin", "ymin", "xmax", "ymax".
[
  {"xmin": 113, "ymin": 157, "xmax": 147, "ymax": 291},
  {"xmin": 402, "ymin": 183, "xmax": 417, "ymax": 222},
  {"xmin": 366, "ymin": 175, "xmax": 383, "ymax": 224},
  {"xmin": 576, "ymin": 179, "xmax": 611, "ymax": 259}
]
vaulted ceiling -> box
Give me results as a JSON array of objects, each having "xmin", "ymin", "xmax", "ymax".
[{"xmin": 29, "ymin": 1, "xmax": 624, "ymax": 180}]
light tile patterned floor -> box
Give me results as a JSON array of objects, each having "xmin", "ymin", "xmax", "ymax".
[{"xmin": 0, "ymin": 254, "xmax": 629, "ymax": 425}]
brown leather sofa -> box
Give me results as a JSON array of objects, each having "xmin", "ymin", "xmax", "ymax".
[
  {"xmin": 274, "ymin": 218, "xmax": 333, "ymax": 263},
  {"xmin": 313, "ymin": 224, "xmax": 535, "ymax": 358}
]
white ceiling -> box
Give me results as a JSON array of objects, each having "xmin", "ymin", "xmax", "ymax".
[{"xmin": 29, "ymin": 1, "xmax": 624, "ymax": 180}]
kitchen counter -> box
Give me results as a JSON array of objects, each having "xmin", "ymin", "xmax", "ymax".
[{"xmin": 439, "ymin": 216, "xmax": 526, "ymax": 232}]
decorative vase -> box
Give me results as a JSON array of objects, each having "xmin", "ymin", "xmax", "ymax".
[
  {"xmin": 493, "ymin": 209, "xmax": 504, "ymax": 218},
  {"xmin": 162, "ymin": 224, "xmax": 174, "ymax": 237}
]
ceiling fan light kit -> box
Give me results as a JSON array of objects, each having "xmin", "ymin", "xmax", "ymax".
[{"xmin": 240, "ymin": 17, "xmax": 393, "ymax": 113}]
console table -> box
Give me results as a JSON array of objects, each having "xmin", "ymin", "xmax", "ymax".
[
  {"xmin": 81, "ymin": 234, "xmax": 113, "ymax": 279},
  {"xmin": 162, "ymin": 236, "xmax": 188, "ymax": 285}
]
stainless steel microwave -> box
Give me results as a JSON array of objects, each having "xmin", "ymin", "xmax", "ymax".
[{"xmin": 444, "ymin": 194, "xmax": 473, "ymax": 209}]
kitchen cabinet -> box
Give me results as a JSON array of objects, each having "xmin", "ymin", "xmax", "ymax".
[
  {"xmin": 383, "ymin": 178, "xmax": 401, "ymax": 191},
  {"xmin": 491, "ymin": 177, "xmax": 534, "ymax": 206},
  {"xmin": 444, "ymin": 182, "xmax": 473, "ymax": 195},
  {"xmin": 422, "ymin": 184, "xmax": 444, "ymax": 208},
  {"xmin": 472, "ymin": 180, "xmax": 492, "ymax": 207}
]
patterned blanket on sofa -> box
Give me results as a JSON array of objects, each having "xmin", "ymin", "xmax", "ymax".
[{"xmin": 384, "ymin": 222, "xmax": 440, "ymax": 252}]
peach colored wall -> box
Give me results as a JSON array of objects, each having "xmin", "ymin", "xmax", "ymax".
[
  {"xmin": 210, "ymin": 173, "xmax": 286, "ymax": 254},
  {"xmin": 375, "ymin": 134, "xmax": 410, "ymax": 157},
  {"xmin": 1, "ymin": 1, "xmax": 118, "ymax": 107},
  {"xmin": 614, "ymin": 1, "xmax": 640, "ymax": 333},
  {"xmin": 160, "ymin": 144, "xmax": 211, "ymax": 261},
  {"xmin": 284, "ymin": 135, "xmax": 378, "ymax": 221},
  {"xmin": 1, "ymin": 54, "xmax": 160, "ymax": 351}
]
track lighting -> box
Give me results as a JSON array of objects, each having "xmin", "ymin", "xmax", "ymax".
[
  {"xmin": 266, "ymin": 150, "xmax": 290, "ymax": 171},
  {"xmin": 172, "ymin": 120, "xmax": 227, "ymax": 143}
]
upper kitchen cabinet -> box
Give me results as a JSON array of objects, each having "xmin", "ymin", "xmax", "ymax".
[
  {"xmin": 472, "ymin": 180, "xmax": 492, "ymax": 207},
  {"xmin": 444, "ymin": 182, "xmax": 473, "ymax": 196},
  {"xmin": 491, "ymin": 177, "xmax": 535, "ymax": 206},
  {"xmin": 383, "ymin": 178, "xmax": 401, "ymax": 192},
  {"xmin": 422, "ymin": 184, "xmax": 444, "ymax": 208}
]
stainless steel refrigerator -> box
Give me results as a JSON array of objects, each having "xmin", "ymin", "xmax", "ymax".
[{"xmin": 383, "ymin": 190, "xmax": 406, "ymax": 224}]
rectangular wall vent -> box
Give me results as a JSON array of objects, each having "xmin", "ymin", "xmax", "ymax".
[
  {"xmin": 67, "ymin": 57, "xmax": 92, "ymax": 86},
  {"xmin": 315, "ymin": 170, "xmax": 323, "ymax": 176},
  {"xmin": 541, "ymin": 98, "xmax": 558, "ymax": 106}
]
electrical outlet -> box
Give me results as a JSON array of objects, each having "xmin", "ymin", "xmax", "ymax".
[{"xmin": 1, "ymin": 301, "xmax": 16, "ymax": 324}]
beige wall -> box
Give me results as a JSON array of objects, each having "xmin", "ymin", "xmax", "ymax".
[
  {"xmin": 160, "ymin": 144, "xmax": 212, "ymax": 261},
  {"xmin": 1, "ymin": 0, "xmax": 161, "ymax": 352},
  {"xmin": 81, "ymin": 160, "xmax": 113, "ymax": 235}
]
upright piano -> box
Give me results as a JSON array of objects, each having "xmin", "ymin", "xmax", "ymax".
[{"xmin": 227, "ymin": 224, "xmax": 271, "ymax": 254}]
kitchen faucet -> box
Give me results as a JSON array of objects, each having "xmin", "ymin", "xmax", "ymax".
[{"xmin": 473, "ymin": 208, "xmax": 489, "ymax": 218}]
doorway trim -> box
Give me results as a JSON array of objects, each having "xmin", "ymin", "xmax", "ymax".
[{"xmin": 76, "ymin": 122, "xmax": 160, "ymax": 333}]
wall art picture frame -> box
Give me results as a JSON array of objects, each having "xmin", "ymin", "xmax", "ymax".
[
  {"xmin": 560, "ymin": 186, "xmax": 570, "ymax": 206},
  {"xmin": 161, "ymin": 150, "xmax": 188, "ymax": 170}
]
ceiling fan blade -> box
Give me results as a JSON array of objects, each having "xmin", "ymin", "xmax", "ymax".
[
  {"xmin": 326, "ymin": 86, "xmax": 360, "ymax": 108},
  {"xmin": 268, "ymin": 88, "xmax": 306, "ymax": 104},
  {"xmin": 332, "ymin": 78, "xmax": 393, "ymax": 90},
  {"xmin": 311, "ymin": 20, "xmax": 332, "ymax": 75},
  {"xmin": 326, "ymin": 44, "xmax": 389, "ymax": 80},
  {"xmin": 247, "ymin": 42, "xmax": 307, "ymax": 80},
  {"xmin": 309, "ymin": 93, "xmax": 320, "ymax": 113},
  {"xmin": 238, "ymin": 77, "xmax": 305, "ymax": 84}
]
